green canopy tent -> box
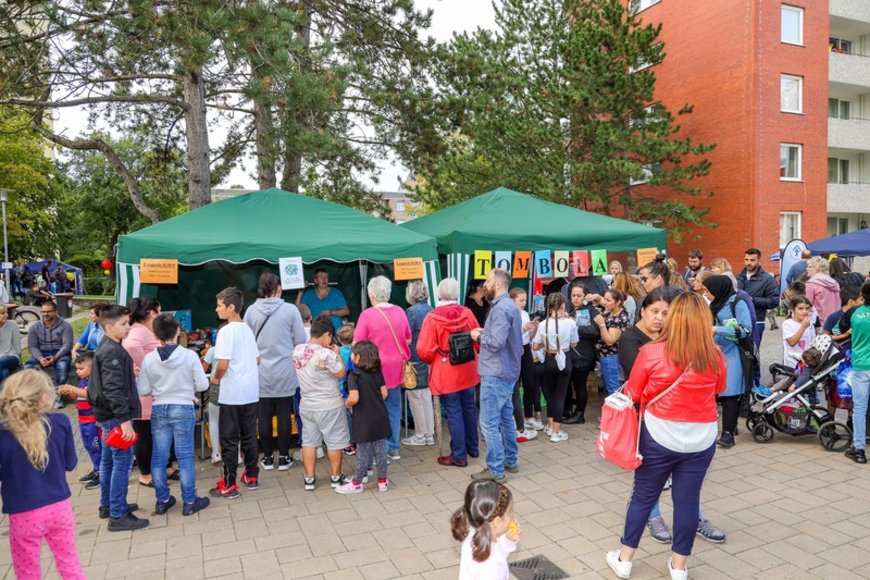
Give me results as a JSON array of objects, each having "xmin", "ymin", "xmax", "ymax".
[
  {"xmin": 401, "ymin": 187, "xmax": 666, "ymax": 301},
  {"xmin": 116, "ymin": 188, "xmax": 440, "ymax": 326}
]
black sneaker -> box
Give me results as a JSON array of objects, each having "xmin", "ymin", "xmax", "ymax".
[
  {"xmin": 108, "ymin": 513, "xmax": 149, "ymax": 532},
  {"xmin": 717, "ymin": 432, "xmax": 735, "ymax": 448},
  {"xmin": 845, "ymin": 446, "xmax": 867, "ymax": 464},
  {"xmin": 84, "ymin": 475, "xmax": 101, "ymax": 490},
  {"xmin": 79, "ymin": 470, "xmax": 98, "ymax": 483},
  {"xmin": 240, "ymin": 473, "xmax": 259, "ymax": 490},
  {"xmin": 330, "ymin": 474, "xmax": 349, "ymax": 488},
  {"xmin": 99, "ymin": 503, "xmax": 139, "ymax": 520},
  {"xmin": 182, "ymin": 497, "xmax": 210, "ymax": 516},
  {"xmin": 304, "ymin": 476, "xmax": 317, "ymax": 491},
  {"xmin": 154, "ymin": 496, "xmax": 177, "ymax": 515},
  {"xmin": 260, "ymin": 455, "xmax": 275, "ymax": 471},
  {"xmin": 278, "ymin": 456, "xmax": 292, "ymax": 471}
]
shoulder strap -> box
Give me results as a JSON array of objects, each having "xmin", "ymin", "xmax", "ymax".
[
  {"xmin": 642, "ymin": 367, "xmax": 688, "ymax": 412},
  {"xmin": 255, "ymin": 311, "xmax": 276, "ymax": 341},
  {"xmin": 374, "ymin": 307, "xmax": 407, "ymax": 361}
]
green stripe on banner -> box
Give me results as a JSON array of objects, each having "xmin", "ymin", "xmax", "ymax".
[{"xmin": 423, "ymin": 260, "xmax": 440, "ymax": 307}]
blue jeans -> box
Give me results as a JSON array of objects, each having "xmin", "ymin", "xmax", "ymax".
[
  {"xmin": 442, "ymin": 387, "xmax": 479, "ymax": 462},
  {"xmin": 151, "ymin": 404, "xmax": 197, "ymax": 505},
  {"xmin": 385, "ymin": 387, "xmax": 402, "ymax": 452},
  {"xmin": 622, "ymin": 426, "xmax": 715, "ymax": 556},
  {"xmin": 23, "ymin": 352, "xmax": 70, "ymax": 387},
  {"xmin": 850, "ymin": 369, "xmax": 870, "ymax": 450},
  {"xmin": 0, "ymin": 355, "xmax": 19, "ymax": 382},
  {"xmin": 599, "ymin": 355, "xmax": 622, "ymax": 395},
  {"xmin": 479, "ymin": 376, "xmax": 519, "ymax": 477},
  {"xmin": 98, "ymin": 419, "xmax": 135, "ymax": 519}
]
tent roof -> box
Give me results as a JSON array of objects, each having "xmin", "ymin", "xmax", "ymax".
[
  {"xmin": 117, "ymin": 188, "xmax": 438, "ymax": 265},
  {"xmin": 401, "ymin": 187, "xmax": 666, "ymax": 254},
  {"xmin": 807, "ymin": 229, "xmax": 870, "ymax": 257},
  {"xmin": 25, "ymin": 260, "xmax": 83, "ymax": 274}
]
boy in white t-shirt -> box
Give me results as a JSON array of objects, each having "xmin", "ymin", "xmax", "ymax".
[{"xmin": 209, "ymin": 287, "xmax": 261, "ymax": 500}]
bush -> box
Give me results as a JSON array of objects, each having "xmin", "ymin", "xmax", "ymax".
[
  {"xmin": 64, "ymin": 254, "xmax": 105, "ymax": 279},
  {"xmin": 82, "ymin": 276, "xmax": 115, "ymax": 296}
]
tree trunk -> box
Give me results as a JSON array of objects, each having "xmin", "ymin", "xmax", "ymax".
[
  {"xmin": 254, "ymin": 95, "xmax": 277, "ymax": 189},
  {"xmin": 279, "ymin": 1, "xmax": 311, "ymax": 194},
  {"xmin": 184, "ymin": 66, "xmax": 212, "ymax": 208},
  {"xmin": 281, "ymin": 150, "xmax": 302, "ymax": 192}
]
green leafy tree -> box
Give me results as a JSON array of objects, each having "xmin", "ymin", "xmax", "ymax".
[
  {"xmin": 0, "ymin": 110, "xmax": 62, "ymax": 259},
  {"xmin": 408, "ymin": 0, "xmax": 715, "ymax": 239}
]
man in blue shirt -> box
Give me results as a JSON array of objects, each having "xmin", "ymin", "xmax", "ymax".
[
  {"xmin": 470, "ymin": 268, "xmax": 523, "ymax": 483},
  {"xmin": 296, "ymin": 269, "xmax": 349, "ymax": 330}
]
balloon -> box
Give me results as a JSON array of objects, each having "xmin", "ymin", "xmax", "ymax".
[
  {"xmin": 100, "ymin": 259, "xmax": 112, "ymax": 270},
  {"xmin": 66, "ymin": 272, "xmax": 75, "ymax": 281},
  {"xmin": 103, "ymin": 269, "xmax": 111, "ymax": 276}
]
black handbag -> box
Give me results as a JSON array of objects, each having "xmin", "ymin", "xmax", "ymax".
[{"xmin": 448, "ymin": 331, "xmax": 475, "ymax": 366}]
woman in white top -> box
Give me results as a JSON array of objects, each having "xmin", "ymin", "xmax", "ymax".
[{"xmin": 531, "ymin": 293, "xmax": 578, "ymax": 442}]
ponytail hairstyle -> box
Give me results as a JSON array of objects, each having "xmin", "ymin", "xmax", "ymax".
[
  {"xmin": 128, "ymin": 296, "xmax": 161, "ymax": 324},
  {"xmin": 451, "ymin": 481, "xmax": 514, "ymax": 563},
  {"xmin": 544, "ymin": 292, "xmax": 566, "ymax": 345},
  {"xmin": 604, "ymin": 288, "xmax": 626, "ymax": 307},
  {"xmin": 642, "ymin": 254, "xmax": 672, "ymax": 287},
  {"xmin": 0, "ymin": 370, "xmax": 56, "ymax": 470}
]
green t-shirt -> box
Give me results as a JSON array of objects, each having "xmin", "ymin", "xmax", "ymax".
[{"xmin": 849, "ymin": 305, "xmax": 870, "ymax": 370}]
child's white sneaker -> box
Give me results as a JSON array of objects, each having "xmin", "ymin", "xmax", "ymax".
[
  {"xmin": 378, "ymin": 479, "xmax": 389, "ymax": 492},
  {"xmin": 334, "ymin": 481, "xmax": 364, "ymax": 494},
  {"xmin": 425, "ymin": 434, "xmax": 435, "ymax": 445},
  {"xmin": 606, "ymin": 550, "xmax": 632, "ymax": 579},
  {"xmin": 210, "ymin": 453, "xmax": 221, "ymax": 464},
  {"xmin": 668, "ymin": 559, "xmax": 688, "ymax": 580}
]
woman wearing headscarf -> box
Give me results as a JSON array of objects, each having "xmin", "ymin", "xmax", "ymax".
[{"xmin": 702, "ymin": 275, "xmax": 753, "ymax": 449}]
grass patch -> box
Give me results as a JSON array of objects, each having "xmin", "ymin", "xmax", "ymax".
[{"xmin": 76, "ymin": 295, "xmax": 114, "ymax": 301}]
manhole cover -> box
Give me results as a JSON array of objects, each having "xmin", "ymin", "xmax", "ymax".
[{"xmin": 509, "ymin": 554, "xmax": 570, "ymax": 580}]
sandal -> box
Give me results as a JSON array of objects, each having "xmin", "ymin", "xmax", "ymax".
[
  {"xmin": 138, "ymin": 479, "xmax": 154, "ymax": 488},
  {"xmin": 167, "ymin": 470, "xmax": 180, "ymax": 481}
]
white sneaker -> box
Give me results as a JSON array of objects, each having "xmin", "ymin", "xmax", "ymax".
[
  {"xmin": 401, "ymin": 434, "xmax": 428, "ymax": 446},
  {"xmin": 549, "ymin": 431, "xmax": 569, "ymax": 443},
  {"xmin": 526, "ymin": 418, "xmax": 545, "ymax": 431},
  {"xmin": 425, "ymin": 435, "xmax": 435, "ymax": 445},
  {"xmin": 544, "ymin": 426, "xmax": 554, "ymax": 437},
  {"xmin": 668, "ymin": 558, "xmax": 688, "ymax": 580},
  {"xmin": 521, "ymin": 429, "xmax": 538, "ymax": 441},
  {"xmin": 210, "ymin": 453, "xmax": 222, "ymax": 464},
  {"xmin": 606, "ymin": 550, "xmax": 632, "ymax": 579}
]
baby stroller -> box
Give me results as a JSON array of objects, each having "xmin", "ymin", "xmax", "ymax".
[{"xmin": 745, "ymin": 335, "xmax": 852, "ymax": 451}]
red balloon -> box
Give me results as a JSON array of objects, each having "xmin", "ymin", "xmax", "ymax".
[{"xmin": 101, "ymin": 259, "xmax": 112, "ymax": 270}]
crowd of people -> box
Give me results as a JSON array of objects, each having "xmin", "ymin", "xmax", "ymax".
[{"xmin": 1, "ymin": 250, "xmax": 868, "ymax": 579}]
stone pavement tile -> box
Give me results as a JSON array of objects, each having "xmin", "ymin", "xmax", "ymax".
[
  {"xmin": 105, "ymin": 554, "xmax": 166, "ymax": 577},
  {"xmin": 306, "ymin": 532, "xmax": 348, "ymax": 557},
  {"xmin": 332, "ymin": 546, "xmax": 389, "ymax": 570},
  {"xmin": 817, "ymin": 542, "xmax": 870, "ymax": 570},
  {"xmin": 358, "ymin": 560, "xmax": 400, "ymax": 579},
  {"xmin": 373, "ymin": 527, "xmax": 416, "ymax": 551},
  {"xmin": 203, "ymin": 555, "xmax": 242, "ymax": 578},
  {"xmin": 752, "ymin": 563, "xmax": 820, "ymax": 580},
  {"xmin": 423, "ymin": 547, "xmax": 460, "ymax": 570},
  {"xmin": 734, "ymin": 546, "xmax": 786, "ymax": 571},
  {"xmin": 201, "ymin": 527, "xmax": 237, "ymax": 546},
  {"xmin": 783, "ymin": 531, "xmax": 834, "ymax": 555},
  {"xmin": 760, "ymin": 541, "xmax": 825, "ymax": 569},
  {"xmin": 81, "ymin": 563, "xmax": 108, "ymax": 580},
  {"xmin": 389, "ymin": 546, "xmax": 434, "ymax": 576},
  {"xmin": 281, "ymin": 556, "xmax": 337, "ymax": 578},
  {"xmin": 129, "ymin": 538, "xmax": 167, "ymax": 559},
  {"xmin": 378, "ymin": 510, "xmax": 420, "ymax": 530},
  {"xmin": 166, "ymin": 558, "xmax": 205, "ymax": 580},
  {"xmin": 202, "ymin": 538, "xmax": 256, "ymax": 561},
  {"xmin": 401, "ymin": 520, "xmax": 438, "ymax": 539},
  {"xmin": 323, "ymin": 569, "xmax": 364, "ymax": 580},
  {"xmin": 810, "ymin": 563, "xmax": 867, "ymax": 580},
  {"xmin": 275, "ymin": 544, "xmax": 313, "ymax": 565},
  {"xmin": 240, "ymin": 550, "xmax": 282, "ymax": 578},
  {"xmin": 256, "ymin": 531, "xmax": 307, "ymax": 552},
  {"xmin": 233, "ymin": 516, "xmax": 271, "ymax": 539},
  {"xmin": 295, "ymin": 514, "xmax": 337, "ymax": 536},
  {"xmin": 693, "ymin": 547, "xmax": 761, "ymax": 578},
  {"xmin": 743, "ymin": 520, "xmax": 802, "ymax": 543},
  {"xmin": 88, "ymin": 538, "xmax": 132, "ymax": 565},
  {"xmin": 792, "ymin": 520, "xmax": 852, "ymax": 545}
]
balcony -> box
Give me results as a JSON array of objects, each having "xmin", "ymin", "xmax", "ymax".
[
  {"xmin": 829, "ymin": 117, "xmax": 870, "ymax": 151},
  {"xmin": 828, "ymin": 182, "xmax": 870, "ymax": 213},
  {"xmin": 829, "ymin": 51, "xmax": 870, "ymax": 89},
  {"xmin": 830, "ymin": 0, "xmax": 870, "ymax": 25}
]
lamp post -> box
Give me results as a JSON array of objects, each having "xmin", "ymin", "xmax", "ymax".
[{"xmin": 0, "ymin": 189, "xmax": 9, "ymax": 301}]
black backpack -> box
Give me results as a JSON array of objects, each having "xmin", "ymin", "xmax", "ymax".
[
  {"xmin": 728, "ymin": 298, "xmax": 757, "ymax": 393},
  {"xmin": 448, "ymin": 331, "xmax": 475, "ymax": 366}
]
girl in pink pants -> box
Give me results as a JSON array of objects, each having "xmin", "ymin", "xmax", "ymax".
[{"xmin": 0, "ymin": 370, "xmax": 85, "ymax": 579}]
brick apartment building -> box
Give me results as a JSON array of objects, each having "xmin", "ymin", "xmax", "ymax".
[{"xmin": 631, "ymin": 0, "xmax": 869, "ymax": 271}]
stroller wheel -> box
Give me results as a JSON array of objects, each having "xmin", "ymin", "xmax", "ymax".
[
  {"xmin": 751, "ymin": 422, "xmax": 774, "ymax": 443},
  {"xmin": 745, "ymin": 416, "xmax": 759, "ymax": 433},
  {"xmin": 817, "ymin": 421, "xmax": 852, "ymax": 452}
]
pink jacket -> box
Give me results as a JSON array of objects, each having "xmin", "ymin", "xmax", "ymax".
[
  {"xmin": 354, "ymin": 304, "xmax": 411, "ymax": 389},
  {"xmin": 124, "ymin": 323, "xmax": 161, "ymax": 420},
  {"xmin": 806, "ymin": 274, "xmax": 841, "ymax": 326}
]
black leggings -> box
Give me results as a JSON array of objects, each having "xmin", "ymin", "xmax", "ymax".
[
  {"xmin": 258, "ymin": 396, "xmax": 294, "ymax": 458},
  {"xmin": 538, "ymin": 354, "xmax": 572, "ymax": 422},
  {"xmin": 132, "ymin": 419, "xmax": 175, "ymax": 476},
  {"xmin": 719, "ymin": 395, "xmax": 742, "ymax": 435},
  {"xmin": 520, "ymin": 345, "xmax": 541, "ymax": 417},
  {"xmin": 565, "ymin": 366, "xmax": 591, "ymax": 415},
  {"xmin": 512, "ymin": 381, "xmax": 524, "ymax": 432}
]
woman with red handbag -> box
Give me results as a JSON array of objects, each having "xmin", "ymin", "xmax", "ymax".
[{"xmin": 605, "ymin": 293, "xmax": 726, "ymax": 580}]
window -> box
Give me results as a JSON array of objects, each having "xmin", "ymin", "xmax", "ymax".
[
  {"xmin": 781, "ymin": 5, "xmax": 803, "ymax": 45},
  {"xmin": 630, "ymin": 0, "xmax": 660, "ymax": 15},
  {"xmin": 827, "ymin": 158, "xmax": 850, "ymax": 183},
  {"xmin": 780, "ymin": 144, "xmax": 801, "ymax": 180},
  {"xmin": 828, "ymin": 217, "xmax": 849, "ymax": 236},
  {"xmin": 830, "ymin": 37, "xmax": 852, "ymax": 54},
  {"xmin": 780, "ymin": 212, "xmax": 801, "ymax": 248},
  {"xmin": 629, "ymin": 43, "xmax": 664, "ymax": 73},
  {"xmin": 780, "ymin": 75, "xmax": 802, "ymax": 113},
  {"xmin": 829, "ymin": 98, "xmax": 851, "ymax": 119},
  {"xmin": 630, "ymin": 103, "xmax": 661, "ymax": 127},
  {"xmin": 629, "ymin": 162, "xmax": 662, "ymax": 186},
  {"xmin": 396, "ymin": 201, "xmax": 405, "ymax": 212}
]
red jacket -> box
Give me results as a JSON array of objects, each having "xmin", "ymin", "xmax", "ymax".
[
  {"xmin": 416, "ymin": 304, "xmax": 479, "ymax": 395},
  {"xmin": 624, "ymin": 341, "xmax": 726, "ymax": 423}
]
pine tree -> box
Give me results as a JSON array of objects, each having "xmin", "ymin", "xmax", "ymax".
[{"xmin": 408, "ymin": 0, "xmax": 715, "ymax": 238}]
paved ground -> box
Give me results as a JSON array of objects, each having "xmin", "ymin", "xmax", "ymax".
[{"xmin": 2, "ymin": 322, "xmax": 869, "ymax": 579}]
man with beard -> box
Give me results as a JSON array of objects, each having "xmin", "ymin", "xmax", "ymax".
[
  {"xmin": 469, "ymin": 268, "xmax": 523, "ymax": 483},
  {"xmin": 682, "ymin": 249, "xmax": 707, "ymax": 286},
  {"xmin": 737, "ymin": 248, "xmax": 779, "ymax": 383}
]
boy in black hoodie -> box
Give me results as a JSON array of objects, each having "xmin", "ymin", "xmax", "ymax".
[{"xmin": 88, "ymin": 305, "xmax": 149, "ymax": 532}]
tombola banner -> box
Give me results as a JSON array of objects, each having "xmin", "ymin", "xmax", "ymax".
[
  {"xmin": 473, "ymin": 250, "xmax": 492, "ymax": 279},
  {"xmin": 553, "ymin": 251, "xmax": 570, "ymax": 277},
  {"xmin": 494, "ymin": 251, "xmax": 512, "ymax": 274},
  {"xmin": 513, "ymin": 251, "xmax": 531, "ymax": 278}
]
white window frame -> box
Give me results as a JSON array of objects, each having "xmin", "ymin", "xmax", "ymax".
[
  {"xmin": 396, "ymin": 201, "xmax": 405, "ymax": 212},
  {"xmin": 780, "ymin": 143, "xmax": 802, "ymax": 181},
  {"xmin": 780, "ymin": 74, "xmax": 802, "ymax": 113},
  {"xmin": 780, "ymin": 212, "xmax": 802, "ymax": 248},
  {"xmin": 781, "ymin": 5, "xmax": 804, "ymax": 45},
  {"xmin": 630, "ymin": 0, "xmax": 661, "ymax": 15}
]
